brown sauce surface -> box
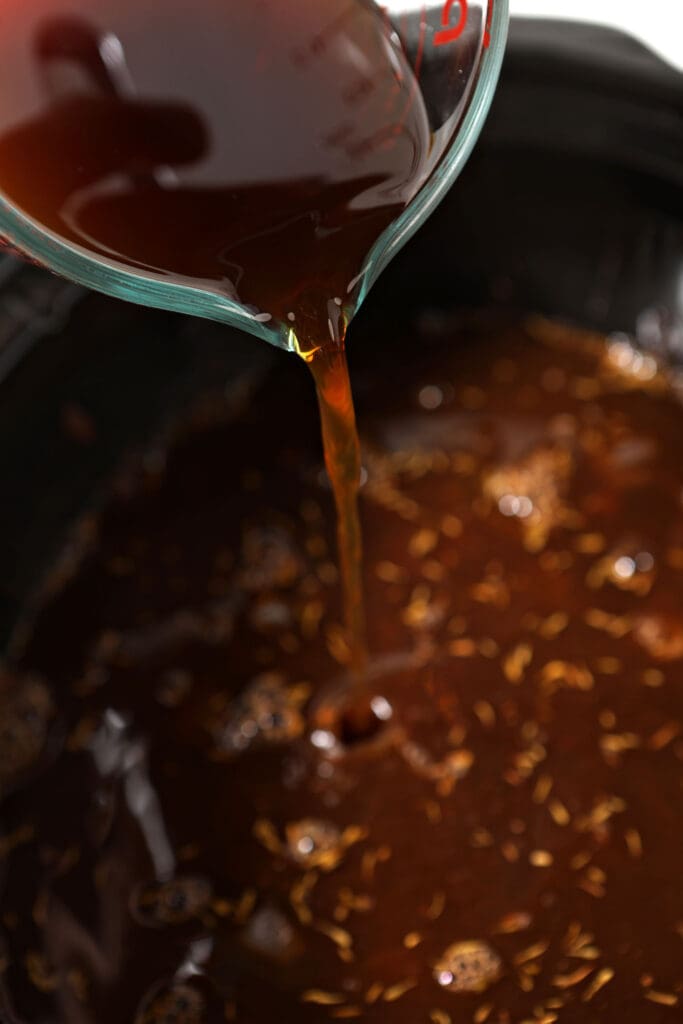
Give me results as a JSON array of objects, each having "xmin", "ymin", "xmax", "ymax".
[{"xmin": 1, "ymin": 318, "xmax": 683, "ymax": 1023}]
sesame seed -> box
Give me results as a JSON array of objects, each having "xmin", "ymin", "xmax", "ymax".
[
  {"xmin": 529, "ymin": 850, "xmax": 553, "ymax": 867},
  {"xmin": 582, "ymin": 967, "xmax": 614, "ymax": 1001},
  {"xmin": 301, "ymin": 990, "xmax": 345, "ymax": 1005},
  {"xmin": 644, "ymin": 990, "xmax": 678, "ymax": 1007}
]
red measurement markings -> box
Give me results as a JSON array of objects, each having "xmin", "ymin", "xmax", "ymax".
[
  {"xmin": 290, "ymin": 3, "xmax": 356, "ymax": 69},
  {"xmin": 434, "ymin": 0, "xmax": 468, "ymax": 47},
  {"xmin": 484, "ymin": 0, "xmax": 494, "ymax": 48},
  {"xmin": 412, "ymin": 4, "xmax": 428, "ymax": 82},
  {"xmin": 434, "ymin": 0, "xmax": 493, "ymax": 50}
]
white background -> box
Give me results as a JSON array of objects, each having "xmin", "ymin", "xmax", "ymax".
[{"xmin": 511, "ymin": 0, "xmax": 683, "ymax": 71}]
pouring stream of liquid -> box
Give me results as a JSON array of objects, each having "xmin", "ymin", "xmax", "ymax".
[
  {"xmin": 0, "ymin": 0, "xmax": 434, "ymax": 703},
  {"xmin": 308, "ymin": 346, "xmax": 367, "ymax": 676}
]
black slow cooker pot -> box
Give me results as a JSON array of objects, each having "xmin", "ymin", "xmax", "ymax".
[{"xmin": 0, "ymin": 16, "xmax": 680, "ymax": 646}]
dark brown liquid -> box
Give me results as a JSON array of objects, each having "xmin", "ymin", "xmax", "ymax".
[
  {"xmin": 2, "ymin": 318, "xmax": 683, "ymax": 1023},
  {"xmin": 310, "ymin": 348, "xmax": 367, "ymax": 675},
  {"xmin": 0, "ymin": 0, "xmax": 430, "ymax": 352},
  {"xmin": 0, "ymin": 0, "xmax": 430, "ymax": 660}
]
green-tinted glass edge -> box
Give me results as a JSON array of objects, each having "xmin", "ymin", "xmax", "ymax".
[
  {"xmin": 358, "ymin": 0, "xmax": 510, "ymax": 306},
  {"xmin": 0, "ymin": 0, "xmax": 508, "ymax": 353}
]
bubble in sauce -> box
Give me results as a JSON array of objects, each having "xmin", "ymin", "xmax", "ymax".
[
  {"xmin": 135, "ymin": 982, "xmax": 205, "ymax": 1024},
  {"xmin": 131, "ymin": 876, "xmax": 213, "ymax": 927},
  {"xmin": 433, "ymin": 940, "xmax": 502, "ymax": 994},
  {"xmin": 633, "ymin": 613, "xmax": 683, "ymax": 661},
  {"xmin": 285, "ymin": 819, "xmax": 344, "ymax": 869},
  {"xmin": 213, "ymin": 673, "xmax": 306, "ymax": 754},
  {"xmin": 242, "ymin": 904, "xmax": 303, "ymax": 962}
]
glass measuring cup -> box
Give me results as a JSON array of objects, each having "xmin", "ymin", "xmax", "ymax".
[{"xmin": 0, "ymin": 0, "xmax": 508, "ymax": 353}]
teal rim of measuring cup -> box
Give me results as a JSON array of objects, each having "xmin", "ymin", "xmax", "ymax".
[
  {"xmin": 359, "ymin": 0, "xmax": 509, "ymax": 310},
  {"xmin": 0, "ymin": 200, "xmax": 286, "ymax": 349},
  {"xmin": 0, "ymin": 0, "xmax": 508, "ymax": 352}
]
